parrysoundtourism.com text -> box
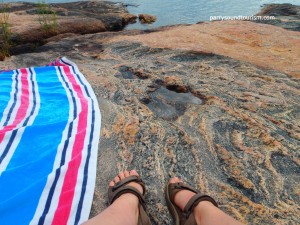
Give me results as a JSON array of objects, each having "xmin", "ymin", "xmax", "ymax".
[{"xmin": 210, "ymin": 15, "xmax": 276, "ymax": 21}]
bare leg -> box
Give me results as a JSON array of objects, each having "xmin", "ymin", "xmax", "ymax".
[
  {"xmin": 83, "ymin": 170, "xmax": 142, "ymax": 225},
  {"xmin": 170, "ymin": 177, "xmax": 245, "ymax": 225}
]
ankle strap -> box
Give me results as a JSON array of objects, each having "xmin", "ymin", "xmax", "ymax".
[{"xmin": 183, "ymin": 193, "xmax": 218, "ymax": 218}]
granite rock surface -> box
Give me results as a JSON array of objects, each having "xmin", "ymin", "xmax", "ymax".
[{"xmin": 0, "ymin": 2, "xmax": 299, "ymax": 225}]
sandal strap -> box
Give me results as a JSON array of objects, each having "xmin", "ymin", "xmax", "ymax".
[
  {"xmin": 169, "ymin": 182, "xmax": 199, "ymax": 203},
  {"xmin": 112, "ymin": 175, "xmax": 145, "ymax": 193},
  {"xmin": 138, "ymin": 204, "xmax": 152, "ymax": 225},
  {"xmin": 108, "ymin": 175, "xmax": 146, "ymax": 207},
  {"xmin": 183, "ymin": 193, "xmax": 218, "ymax": 218},
  {"xmin": 108, "ymin": 175, "xmax": 152, "ymax": 225},
  {"xmin": 168, "ymin": 181, "xmax": 218, "ymax": 224},
  {"xmin": 110, "ymin": 186, "xmax": 146, "ymax": 206}
]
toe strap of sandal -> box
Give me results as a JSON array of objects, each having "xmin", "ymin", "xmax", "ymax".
[
  {"xmin": 108, "ymin": 175, "xmax": 147, "ymax": 210},
  {"xmin": 112, "ymin": 175, "xmax": 145, "ymax": 192},
  {"xmin": 183, "ymin": 193, "xmax": 218, "ymax": 219}
]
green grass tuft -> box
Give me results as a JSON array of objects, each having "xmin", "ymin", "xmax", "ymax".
[
  {"xmin": 36, "ymin": 0, "xmax": 57, "ymax": 34},
  {"xmin": 0, "ymin": 2, "xmax": 11, "ymax": 59}
]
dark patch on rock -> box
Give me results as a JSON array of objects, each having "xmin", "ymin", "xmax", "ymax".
[
  {"xmin": 0, "ymin": 2, "xmax": 35, "ymax": 12},
  {"xmin": 170, "ymin": 52, "xmax": 216, "ymax": 62},
  {"xmin": 111, "ymin": 42, "xmax": 143, "ymax": 54},
  {"xmin": 112, "ymin": 90, "xmax": 125, "ymax": 105},
  {"xmin": 74, "ymin": 42, "xmax": 104, "ymax": 55},
  {"xmin": 10, "ymin": 43, "xmax": 42, "ymax": 56},
  {"xmin": 226, "ymin": 177, "xmax": 263, "ymax": 204},
  {"xmin": 164, "ymin": 76, "xmax": 189, "ymax": 93},
  {"xmin": 116, "ymin": 66, "xmax": 136, "ymax": 79},
  {"xmin": 142, "ymin": 87, "xmax": 202, "ymax": 120},
  {"xmin": 115, "ymin": 66, "xmax": 149, "ymax": 79},
  {"xmin": 213, "ymin": 120, "xmax": 248, "ymax": 153},
  {"xmin": 271, "ymin": 153, "xmax": 300, "ymax": 175}
]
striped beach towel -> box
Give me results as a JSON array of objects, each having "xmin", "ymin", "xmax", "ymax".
[{"xmin": 0, "ymin": 57, "xmax": 101, "ymax": 225}]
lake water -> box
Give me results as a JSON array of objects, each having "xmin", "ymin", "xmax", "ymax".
[
  {"xmin": 7, "ymin": 0, "xmax": 300, "ymax": 29},
  {"xmin": 110, "ymin": 0, "xmax": 300, "ymax": 29}
]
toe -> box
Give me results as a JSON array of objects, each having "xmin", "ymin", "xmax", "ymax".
[
  {"xmin": 118, "ymin": 172, "xmax": 125, "ymax": 180},
  {"xmin": 124, "ymin": 170, "xmax": 130, "ymax": 177},
  {"xmin": 109, "ymin": 181, "xmax": 115, "ymax": 187},
  {"xmin": 114, "ymin": 175, "xmax": 120, "ymax": 184},
  {"xmin": 129, "ymin": 169, "xmax": 139, "ymax": 177},
  {"xmin": 170, "ymin": 177, "xmax": 181, "ymax": 183}
]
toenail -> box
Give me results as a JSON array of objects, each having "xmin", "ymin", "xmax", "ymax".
[{"xmin": 130, "ymin": 170, "xmax": 136, "ymax": 175}]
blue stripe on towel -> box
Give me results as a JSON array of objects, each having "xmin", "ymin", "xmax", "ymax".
[{"xmin": 0, "ymin": 71, "xmax": 17, "ymax": 125}]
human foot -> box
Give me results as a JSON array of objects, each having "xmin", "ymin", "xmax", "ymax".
[
  {"xmin": 170, "ymin": 177, "xmax": 198, "ymax": 210},
  {"xmin": 169, "ymin": 177, "xmax": 216, "ymax": 211},
  {"xmin": 109, "ymin": 170, "xmax": 144, "ymax": 204},
  {"xmin": 166, "ymin": 177, "xmax": 218, "ymax": 225},
  {"xmin": 108, "ymin": 170, "xmax": 151, "ymax": 225},
  {"xmin": 82, "ymin": 170, "xmax": 151, "ymax": 225}
]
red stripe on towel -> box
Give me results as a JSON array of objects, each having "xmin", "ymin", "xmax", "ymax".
[
  {"xmin": 0, "ymin": 68, "xmax": 30, "ymax": 143},
  {"xmin": 52, "ymin": 59, "xmax": 68, "ymax": 67},
  {"xmin": 51, "ymin": 66, "xmax": 88, "ymax": 225}
]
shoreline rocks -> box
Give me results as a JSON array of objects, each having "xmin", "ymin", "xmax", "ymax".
[
  {"xmin": 256, "ymin": 3, "xmax": 300, "ymax": 31},
  {"xmin": 1, "ymin": 2, "xmax": 300, "ymax": 59},
  {"xmin": 0, "ymin": 1, "xmax": 159, "ymax": 58},
  {"xmin": 0, "ymin": 1, "xmax": 141, "ymax": 57},
  {"xmin": 138, "ymin": 14, "xmax": 157, "ymax": 24}
]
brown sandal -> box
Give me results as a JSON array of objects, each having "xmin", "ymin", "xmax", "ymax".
[
  {"xmin": 108, "ymin": 175, "xmax": 152, "ymax": 225},
  {"xmin": 166, "ymin": 181, "xmax": 218, "ymax": 225}
]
